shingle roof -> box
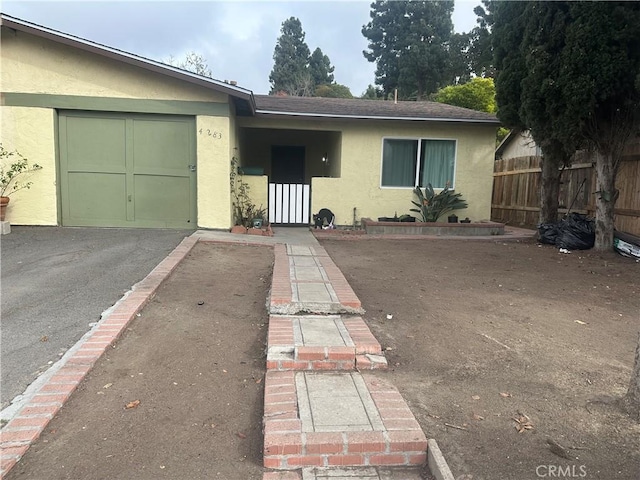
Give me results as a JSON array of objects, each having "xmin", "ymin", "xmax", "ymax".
[{"xmin": 254, "ymin": 95, "xmax": 500, "ymax": 124}]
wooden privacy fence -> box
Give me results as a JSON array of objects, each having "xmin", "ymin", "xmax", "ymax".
[{"xmin": 491, "ymin": 146, "xmax": 640, "ymax": 237}]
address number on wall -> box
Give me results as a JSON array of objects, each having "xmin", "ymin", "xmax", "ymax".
[{"xmin": 198, "ymin": 128, "xmax": 222, "ymax": 139}]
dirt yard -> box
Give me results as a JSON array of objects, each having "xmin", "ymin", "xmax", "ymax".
[
  {"xmin": 6, "ymin": 237, "xmax": 640, "ymax": 480},
  {"xmin": 321, "ymin": 236, "xmax": 640, "ymax": 480},
  {"xmin": 7, "ymin": 243, "xmax": 273, "ymax": 480}
]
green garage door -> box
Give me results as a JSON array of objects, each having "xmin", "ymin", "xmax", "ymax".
[{"xmin": 59, "ymin": 112, "xmax": 196, "ymax": 228}]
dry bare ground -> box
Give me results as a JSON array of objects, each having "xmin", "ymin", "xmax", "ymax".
[
  {"xmin": 7, "ymin": 238, "xmax": 640, "ymax": 480},
  {"xmin": 320, "ymin": 236, "xmax": 640, "ymax": 480}
]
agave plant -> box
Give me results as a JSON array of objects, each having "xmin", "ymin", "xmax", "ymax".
[{"xmin": 410, "ymin": 183, "xmax": 468, "ymax": 222}]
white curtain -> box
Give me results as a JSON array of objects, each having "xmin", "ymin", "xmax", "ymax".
[
  {"xmin": 382, "ymin": 140, "xmax": 417, "ymax": 186},
  {"xmin": 420, "ymin": 140, "xmax": 455, "ymax": 188}
]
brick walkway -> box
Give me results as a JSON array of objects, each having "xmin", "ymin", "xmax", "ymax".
[{"xmin": 263, "ymin": 240, "xmax": 431, "ymax": 480}]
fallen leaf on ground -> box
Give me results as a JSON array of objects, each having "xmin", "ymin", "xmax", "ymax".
[
  {"xmin": 513, "ymin": 413, "xmax": 534, "ymax": 433},
  {"xmin": 125, "ymin": 400, "xmax": 141, "ymax": 409},
  {"xmin": 255, "ymin": 378, "xmax": 262, "ymax": 384},
  {"xmin": 499, "ymin": 392, "xmax": 512, "ymax": 398},
  {"xmin": 237, "ymin": 432, "xmax": 246, "ymax": 439},
  {"xmin": 40, "ymin": 336, "xmax": 48, "ymax": 342},
  {"xmin": 472, "ymin": 413, "xmax": 484, "ymax": 421},
  {"xmin": 471, "ymin": 395, "xmax": 480, "ymax": 400},
  {"xmin": 574, "ymin": 320, "xmax": 587, "ymax": 325},
  {"xmin": 103, "ymin": 383, "xmax": 113, "ymax": 389}
]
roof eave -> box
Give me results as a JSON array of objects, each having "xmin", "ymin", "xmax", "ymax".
[
  {"xmin": 254, "ymin": 109, "xmax": 501, "ymax": 125},
  {"xmin": 495, "ymin": 128, "xmax": 520, "ymax": 156},
  {"xmin": 0, "ymin": 14, "xmax": 256, "ymax": 113}
]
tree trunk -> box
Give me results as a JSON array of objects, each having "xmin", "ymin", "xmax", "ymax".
[
  {"xmin": 624, "ymin": 333, "xmax": 640, "ymax": 421},
  {"xmin": 593, "ymin": 150, "xmax": 618, "ymax": 250},
  {"xmin": 539, "ymin": 157, "xmax": 561, "ymax": 224}
]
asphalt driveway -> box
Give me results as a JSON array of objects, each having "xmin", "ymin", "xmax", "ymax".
[{"xmin": 0, "ymin": 226, "xmax": 193, "ymax": 411}]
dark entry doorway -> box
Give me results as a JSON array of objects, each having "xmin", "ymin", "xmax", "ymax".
[{"xmin": 271, "ymin": 146, "xmax": 305, "ymax": 184}]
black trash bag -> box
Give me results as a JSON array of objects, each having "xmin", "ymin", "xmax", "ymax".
[
  {"xmin": 555, "ymin": 213, "xmax": 595, "ymax": 250},
  {"xmin": 537, "ymin": 223, "xmax": 558, "ymax": 245}
]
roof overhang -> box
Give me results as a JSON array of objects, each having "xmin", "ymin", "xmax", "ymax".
[{"xmin": 254, "ymin": 109, "xmax": 502, "ymax": 125}]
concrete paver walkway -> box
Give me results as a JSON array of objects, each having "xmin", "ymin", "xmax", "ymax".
[{"xmin": 263, "ymin": 231, "xmax": 432, "ymax": 479}]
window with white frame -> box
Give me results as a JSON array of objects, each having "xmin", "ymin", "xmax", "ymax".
[{"xmin": 381, "ymin": 138, "xmax": 456, "ymax": 188}]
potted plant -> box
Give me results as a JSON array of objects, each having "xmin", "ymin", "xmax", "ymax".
[
  {"xmin": 1, "ymin": 144, "xmax": 42, "ymax": 221},
  {"xmin": 410, "ymin": 183, "xmax": 468, "ymax": 223}
]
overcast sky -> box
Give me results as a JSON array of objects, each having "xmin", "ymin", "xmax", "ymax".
[{"xmin": 3, "ymin": 1, "xmax": 481, "ymax": 96}]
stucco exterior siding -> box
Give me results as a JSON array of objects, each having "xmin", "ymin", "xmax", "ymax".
[
  {"xmin": 243, "ymin": 175, "xmax": 269, "ymax": 216},
  {"xmin": 241, "ymin": 117, "xmax": 496, "ymax": 225},
  {"xmin": 1, "ymin": 29, "xmax": 227, "ymax": 104},
  {"xmin": 196, "ymin": 115, "xmax": 233, "ymax": 229},
  {"xmin": 1, "ymin": 106, "xmax": 58, "ymax": 225}
]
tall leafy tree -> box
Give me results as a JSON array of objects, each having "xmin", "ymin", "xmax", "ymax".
[
  {"xmin": 434, "ymin": 77, "xmax": 507, "ymax": 143},
  {"xmin": 467, "ymin": 0, "xmax": 495, "ymax": 77},
  {"xmin": 434, "ymin": 77, "xmax": 496, "ymax": 113},
  {"xmin": 362, "ymin": 1, "xmax": 454, "ymax": 100},
  {"xmin": 626, "ymin": 334, "xmax": 640, "ymax": 421},
  {"xmin": 494, "ymin": 1, "xmax": 640, "ymax": 246},
  {"xmin": 558, "ymin": 2, "xmax": 640, "ymax": 249},
  {"xmin": 493, "ymin": 1, "xmax": 576, "ymax": 225},
  {"xmin": 361, "ymin": 84, "xmax": 383, "ymax": 100},
  {"xmin": 447, "ymin": 32, "xmax": 473, "ymax": 85},
  {"xmin": 309, "ymin": 47, "xmax": 335, "ymax": 87},
  {"xmin": 315, "ymin": 84, "xmax": 353, "ymax": 98},
  {"xmin": 269, "ymin": 17, "xmax": 312, "ymax": 95}
]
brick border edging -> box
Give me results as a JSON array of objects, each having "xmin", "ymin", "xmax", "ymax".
[{"xmin": 0, "ymin": 235, "xmax": 199, "ymax": 477}]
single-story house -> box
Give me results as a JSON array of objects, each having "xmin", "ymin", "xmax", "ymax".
[{"xmin": 1, "ymin": 14, "xmax": 500, "ymax": 229}]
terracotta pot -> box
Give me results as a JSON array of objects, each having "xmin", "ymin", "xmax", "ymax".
[{"xmin": 0, "ymin": 196, "xmax": 9, "ymax": 222}]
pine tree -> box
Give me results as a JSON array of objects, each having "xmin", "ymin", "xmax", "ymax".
[
  {"xmin": 309, "ymin": 47, "xmax": 335, "ymax": 88},
  {"xmin": 362, "ymin": 0, "xmax": 454, "ymax": 100},
  {"xmin": 269, "ymin": 17, "xmax": 312, "ymax": 95}
]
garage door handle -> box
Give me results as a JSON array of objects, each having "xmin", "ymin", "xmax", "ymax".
[
  {"xmin": 189, "ymin": 164, "xmax": 196, "ymax": 172},
  {"xmin": 128, "ymin": 195, "xmax": 132, "ymax": 202}
]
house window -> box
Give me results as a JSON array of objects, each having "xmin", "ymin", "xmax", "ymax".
[{"xmin": 381, "ymin": 138, "xmax": 456, "ymax": 188}]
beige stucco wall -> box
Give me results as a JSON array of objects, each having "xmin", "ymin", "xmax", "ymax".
[
  {"xmin": 196, "ymin": 115, "xmax": 233, "ymax": 228},
  {"xmin": 239, "ymin": 117, "xmax": 496, "ymax": 225},
  {"xmin": 0, "ymin": 106, "xmax": 58, "ymax": 225},
  {"xmin": 1, "ymin": 29, "xmax": 226, "ymax": 102},
  {"xmin": 243, "ymin": 175, "xmax": 269, "ymax": 215}
]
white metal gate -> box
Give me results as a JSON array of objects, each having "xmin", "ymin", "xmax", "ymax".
[{"xmin": 269, "ymin": 183, "xmax": 310, "ymax": 225}]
